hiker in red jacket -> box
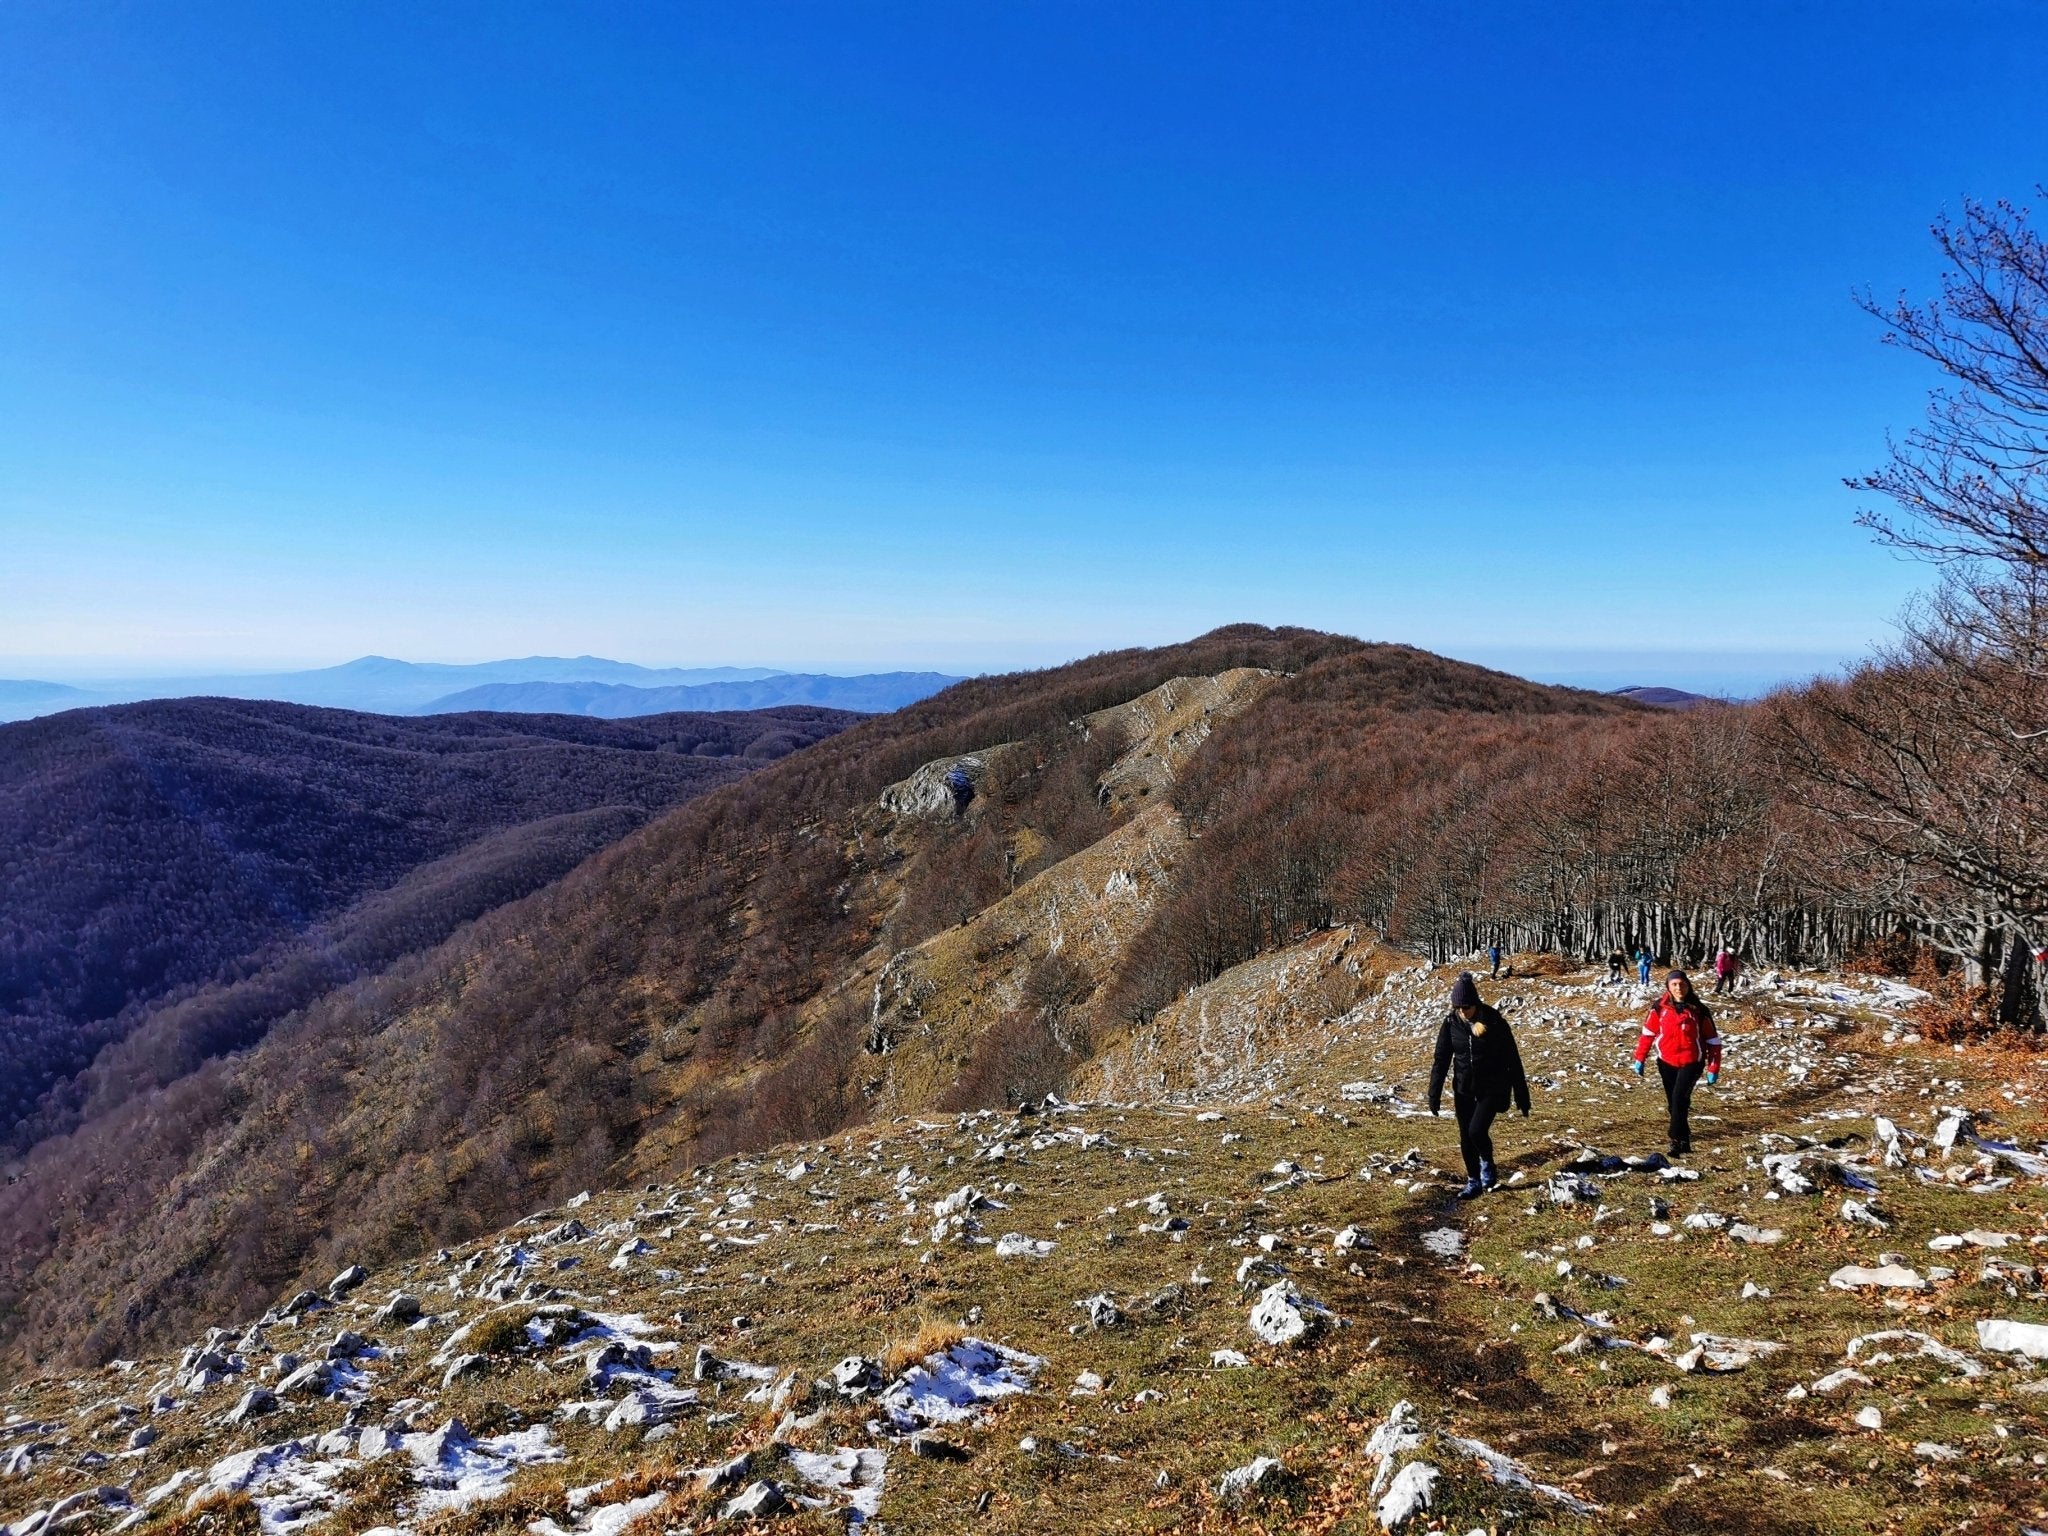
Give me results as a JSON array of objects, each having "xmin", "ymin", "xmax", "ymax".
[
  {"xmin": 1631, "ymin": 969, "xmax": 1721, "ymax": 1156},
  {"xmin": 1712, "ymin": 946, "xmax": 1740, "ymax": 996}
]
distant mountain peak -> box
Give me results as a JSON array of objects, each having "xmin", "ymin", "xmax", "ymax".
[{"xmin": 1610, "ymin": 685, "xmax": 1713, "ymax": 709}]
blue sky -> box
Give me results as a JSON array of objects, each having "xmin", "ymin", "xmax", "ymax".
[{"xmin": 4, "ymin": 2, "xmax": 2044, "ymax": 692}]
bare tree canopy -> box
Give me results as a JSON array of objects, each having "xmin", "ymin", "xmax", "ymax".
[
  {"xmin": 1854, "ymin": 194, "xmax": 2048, "ymax": 574},
  {"xmin": 1780, "ymin": 195, "xmax": 2048, "ymax": 1025}
]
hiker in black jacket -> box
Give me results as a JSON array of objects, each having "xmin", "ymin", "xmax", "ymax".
[{"xmin": 1428, "ymin": 972, "xmax": 1532, "ymax": 1199}]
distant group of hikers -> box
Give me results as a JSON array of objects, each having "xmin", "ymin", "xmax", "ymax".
[
  {"xmin": 1429, "ymin": 956, "xmax": 1724, "ymax": 1200},
  {"xmin": 1484, "ymin": 941, "xmax": 1743, "ymax": 996}
]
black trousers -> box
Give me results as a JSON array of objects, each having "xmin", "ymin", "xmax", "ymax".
[
  {"xmin": 1453, "ymin": 1092, "xmax": 1501, "ymax": 1179},
  {"xmin": 1657, "ymin": 1059, "xmax": 1704, "ymax": 1150}
]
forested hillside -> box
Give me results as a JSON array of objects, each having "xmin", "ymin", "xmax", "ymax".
[
  {"xmin": 0, "ymin": 699, "xmax": 854, "ymax": 1146},
  {"xmin": 0, "ymin": 611, "xmax": 2036, "ymax": 1375}
]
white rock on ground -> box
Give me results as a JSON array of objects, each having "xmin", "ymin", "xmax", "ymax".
[
  {"xmin": 1976, "ymin": 1318, "xmax": 2048, "ymax": 1360},
  {"xmin": 1828, "ymin": 1263, "xmax": 1928, "ymax": 1292},
  {"xmin": 1375, "ymin": 1461, "xmax": 1439, "ymax": 1529},
  {"xmin": 1247, "ymin": 1281, "xmax": 1337, "ymax": 1346},
  {"xmin": 1217, "ymin": 1455, "xmax": 1283, "ymax": 1504}
]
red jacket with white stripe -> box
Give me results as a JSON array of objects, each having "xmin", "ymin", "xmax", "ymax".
[{"xmin": 1634, "ymin": 996, "xmax": 1721, "ymax": 1072}]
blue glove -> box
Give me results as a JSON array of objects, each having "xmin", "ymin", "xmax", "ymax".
[
  {"xmin": 1704, "ymin": 1071, "xmax": 1719, "ymax": 1086},
  {"xmin": 1630, "ymin": 1060, "xmax": 1644, "ymax": 1076}
]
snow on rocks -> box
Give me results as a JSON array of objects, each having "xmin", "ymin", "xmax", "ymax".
[
  {"xmin": 166, "ymin": 1438, "xmax": 356, "ymax": 1532},
  {"xmin": 878, "ymin": 1339, "xmax": 1042, "ymax": 1432},
  {"xmin": 1247, "ymin": 1281, "xmax": 1340, "ymax": 1346},
  {"xmin": 403, "ymin": 1418, "xmax": 563, "ymax": 1513},
  {"xmin": 783, "ymin": 1445, "xmax": 887, "ymax": 1523},
  {"xmin": 530, "ymin": 1489, "xmax": 668, "ymax": 1536}
]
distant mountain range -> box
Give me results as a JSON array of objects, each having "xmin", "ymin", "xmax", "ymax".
[
  {"xmin": 0, "ymin": 656, "xmax": 963, "ymax": 722},
  {"xmin": 426, "ymin": 671, "xmax": 961, "ymax": 717}
]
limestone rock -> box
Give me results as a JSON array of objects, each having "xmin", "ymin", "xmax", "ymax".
[
  {"xmin": 1828, "ymin": 1263, "xmax": 1927, "ymax": 1292},
  {"xmin": 1217, "ymin": 1455, "xmax": 1283, "ymax": 1503},
  {"xmin": 1977, "ymin": 1318, "xmax": 2048, "ymax": 1359},
  {"xmin": 723, "ymin": 1480, "xmax": 788, "ymax": 1520},
  {"xmin": 327, "ymin": 1265, "xmax": 368, "ymax": 1298},
  {"xmin": 1248, "ymin": 1281, "xmax": 1336, "ymax": 1346}
]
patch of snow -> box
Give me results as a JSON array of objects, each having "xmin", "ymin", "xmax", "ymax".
[{"xmin": 880, "ymin": 1339, "xmax": 1042, "ymax": 1431}]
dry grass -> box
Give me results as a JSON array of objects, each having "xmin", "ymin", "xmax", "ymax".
[
  {"xmin": 153, "ymin": 1494, "xmax": 264, "ymax": 1536},
  {"xmin": 881, "ymin": 1316, "xmax": 970, "ymax": 1377},
  {"xmin": 464, "ymin": 1305, "xmax": 542, "ymax": 1357},
  {"xmin": 10, "ymin": 957, "xmax": 2048, "ymax": 1535}
]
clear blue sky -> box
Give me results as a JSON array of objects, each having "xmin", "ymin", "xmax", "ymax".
[{"xmin": 4, "ymin": 2, "xmax": 2044, "ymax": 691}]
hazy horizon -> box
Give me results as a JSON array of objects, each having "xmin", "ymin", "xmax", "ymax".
[
  {"xmin": 7, "ymin": 3, "xmax": 2030, "ymax": 690},
  {"xmin": 0, "ymin": 637, "xmax": 1855, "ymax": 702}
]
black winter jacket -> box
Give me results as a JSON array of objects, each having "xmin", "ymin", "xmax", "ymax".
[{"xmin": 1427, "ymin": 1003, "xmax": 1531, "ymax": 1115}]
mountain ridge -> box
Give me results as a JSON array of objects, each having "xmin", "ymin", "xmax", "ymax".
[
  {"xmin": 0, "ymin": 627, "xmax": 1646, "ymax": 1371},
  {"xmin": 0, "ymin": 658, "xmax": 952, "ymax": 722},
  {"xmin": 421, "ymin": 672, "xmax": 962, "ymax": 718}
]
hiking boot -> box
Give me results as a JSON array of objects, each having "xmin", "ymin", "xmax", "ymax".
[
  {"xmin": 1455, "ymin": 1178, "xmax": 1484, "ymax": 1200},
  {"xmin": 1478, "ymin": 1161, "xmax": 1499, "ymax": 1192}
]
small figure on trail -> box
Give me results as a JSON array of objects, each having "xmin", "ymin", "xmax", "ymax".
[
  {"xmin": 944, "ymin": 762, "xmax": 975, "ymax": 817},
  {"xmin": 1428, "ymin": 973, "xmax": 1531, "ymax": 1200},
  {"xmin": 1712, "ymin": 946, "xmax": 1740, "ymax": 996},
  {"xmin": 1631, "ymin": 969, "xmax": 1722, "ymax": 1157},
  {"xmin": 1488, "ymin": 943, "xmax": 1503, "ymax": 978},
  {"xmin": 1606, "ymin": 950, "xmax": 1626, "ymax": 987}
]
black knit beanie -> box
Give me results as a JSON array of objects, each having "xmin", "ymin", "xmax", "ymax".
[{"xmin": 1450, "ymin": 973, "xmax": 1481, "ymax": 1009}]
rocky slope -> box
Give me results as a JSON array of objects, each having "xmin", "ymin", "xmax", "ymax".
[{"xmin": 4, "ymin": 953, "xmax": 2045, "ymax": 1535}]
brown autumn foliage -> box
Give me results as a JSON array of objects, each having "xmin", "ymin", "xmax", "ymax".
[
  {"xmin": 0, "ymin": 626, "xmax": 1357, "ymax": 1369},
  {"xmin": 0, "ymin": 621, "xmax": 2030, "ymax": 1375}
]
